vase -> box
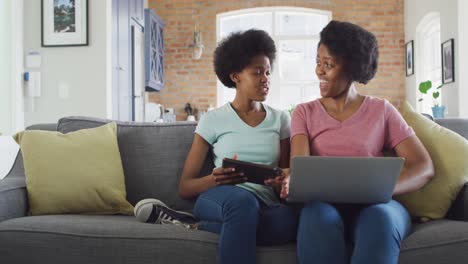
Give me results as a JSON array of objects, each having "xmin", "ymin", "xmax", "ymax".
[{"xmin": 432, "ymin": 105, "xmax": 446, "ymax": 118}]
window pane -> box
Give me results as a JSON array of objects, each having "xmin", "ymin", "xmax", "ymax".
[
  {"xmin": 279, "ymin": 39, "xmax": 318, "ymax": 81},
  {"xmin": 417, "ymin": 14, "xmax": 441, "ymax": 115},
  {"xmin": 217, "ymin": 8, "xmax": 331, "ymax": 109},
  {"xmin": 279, "ymin": 84, "xmax": 320, "ymax": 110},
  {"xmin": 275, "ymin": 11, "xmax": 329, "ymax": 36},
  {"xmin": 219, "ymin": 12, "xmax": 272, "ymax": 38}
]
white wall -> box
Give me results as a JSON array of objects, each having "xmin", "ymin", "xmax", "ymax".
[
  {"xmin": 458, "ymin": 0, "xmax": 468, "ymax": 118},
  {"xmin": 405, "ymin": 0, "xmax": 459, "ymax": 117},
  {"xmin": 23, "ymin": 0, "xmax": 110, "ymax": 126},
  {"xmin": 0, "ymin": 0, "xmax": 12, "ymax": 135}
]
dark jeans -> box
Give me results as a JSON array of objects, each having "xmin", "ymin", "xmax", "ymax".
[
  {"xmin": 193, "ymin": 185, "xmax": 299, "ymax": 264},
  {"xmin": 297, "ymin": 200, "xmax": 411, "ymax": 264}
]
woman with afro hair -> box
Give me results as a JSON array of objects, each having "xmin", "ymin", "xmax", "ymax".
[
  {"xmin": 178, "ymin": 29, "xmax": 299, "ymax": 264},
  {"xmin": 281, "ymin": 21, "xmax": 434, "ymax": 264}
]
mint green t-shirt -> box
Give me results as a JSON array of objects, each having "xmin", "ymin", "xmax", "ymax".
[{"xmin": 195, "ymin": 103, "xmax": 291, "ymax": 205}]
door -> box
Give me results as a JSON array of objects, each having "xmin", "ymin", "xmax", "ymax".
[
  {"xmin": 112, "ymin": 0, "xmax": 131, "ymax": 121},
  {"xmin": 112, "ymin": 0, "xmax": 145, "ymax": 121},
  {"xmin": 132, "ymin": 22, "xmax": 145, "ymax": 121}
]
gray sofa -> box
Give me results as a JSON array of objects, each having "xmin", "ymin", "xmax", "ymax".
[{"xmin": 1, "ymin": 116, "xmax": 468, "ymax": 264}]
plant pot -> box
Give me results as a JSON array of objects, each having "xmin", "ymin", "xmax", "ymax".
[{"xmin": 432, "ymin": 105, "xmax": 446, "ymax": 118}]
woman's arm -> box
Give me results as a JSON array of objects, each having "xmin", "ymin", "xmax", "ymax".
[
  {"xmin": 278, "ymin": 138, "xmax": 291, "ymax": 168},
  {"xmin": 178, "ymin": 134, "xmax": 245, "ymax": 199},
  {"xmin": 393, "ymin": 135, "xmax": 435, "ymax": 195},
  {"xmin": 280, "ymin": 134, "xmax": 311, "ymax": 198},
  {"xmin": 265, "ymin": 138, "xmax": 291, "ymax": 192},
  {"xmin": 290, "ymin": 134, "xmax": 311, "ymax": 158}
]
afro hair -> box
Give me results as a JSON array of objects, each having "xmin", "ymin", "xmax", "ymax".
[
  {"xmin": 213, "ymin": 29, "xmax": 276, "ymax": 88},
  {"xmin": 319, "ymin": 20, "xmax": 379, "ymax": 84}
]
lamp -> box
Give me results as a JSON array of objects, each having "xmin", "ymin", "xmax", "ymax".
[{"xmin": 190, "ymin": 25, "xmax": 204, "ymax": 60}]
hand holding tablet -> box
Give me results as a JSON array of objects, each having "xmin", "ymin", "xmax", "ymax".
[{"xmin": 222, "ymin": 158, "xmax": 283, "ymax": 185}]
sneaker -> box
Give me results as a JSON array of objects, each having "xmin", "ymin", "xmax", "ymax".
[{"xmin": 134, "ymin": 198, "xmax": 197, "ymax": 228}]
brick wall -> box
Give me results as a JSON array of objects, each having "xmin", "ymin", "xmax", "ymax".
[{"xmin": 148, "ymin": 0, "xmax": 405, "ymax": 120}]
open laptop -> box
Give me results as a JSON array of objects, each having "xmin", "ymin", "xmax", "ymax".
[{"xmin": 287, "ymin": 156, "xmax": 405, "ymax": 204}]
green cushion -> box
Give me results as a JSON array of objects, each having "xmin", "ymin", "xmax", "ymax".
[
  {"xmin": 396, "ymin": 102, "xmax": 468, "ymax": 220},
  {"xmin": 13, "ymin": 122, "xmax": 133, "ymax": 216}
]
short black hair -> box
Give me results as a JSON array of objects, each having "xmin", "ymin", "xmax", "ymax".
[
  {"xmin": 319, "ymin": 20, "xmax": 379, "ymax": 84},
  {"xmin": 214, "ymin": 29, "xmax": 276, "ymax": 88}
]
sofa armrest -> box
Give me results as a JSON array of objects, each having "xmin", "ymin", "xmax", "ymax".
[
  {"xmin": 0, "ymin": 177, "xmax": 27, "ymax": 222},
  {"xmin": 447, "ymin": 183, "xmax": 468, "ymax": 221}
]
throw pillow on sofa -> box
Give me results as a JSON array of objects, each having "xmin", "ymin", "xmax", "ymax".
[
  {"xmin": 13, "ymin": 122, "xmax": 134, "ymax": 216},
  {"xmin": 395, "ymin": 101, "xmax": 468, "ymax": 220}
]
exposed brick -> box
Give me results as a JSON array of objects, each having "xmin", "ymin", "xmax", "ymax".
[{"xmin": 149, "ymin": 0, "xmax": 404, "ymax": 119}]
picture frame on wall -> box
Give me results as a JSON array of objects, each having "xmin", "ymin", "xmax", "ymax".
[
  {"xmin": 405, "ymin": 40, "xmax": 414, "ymax": 76},
  {"xmin": 41, "ymin": 0, "xmax": 88, "ymax": 47},
  {"xmin": 442, "ymin": 38, "xmax": 455, "ymax": 84}
]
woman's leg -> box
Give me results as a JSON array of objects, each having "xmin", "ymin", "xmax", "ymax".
[
  {"xmin": 256, "ymin": 203, "xmax": 300, "ymax": 246},
  {"xmin": 351, "ymin": 200, "xmax": 411, "ymax": 264},
  {"xmin": 193, "ymin": 185, "xmax": 261, "ymax": 264},
  {"xmin": 297, "ymin": 201, "xmax": 347, "ymax": 264}
]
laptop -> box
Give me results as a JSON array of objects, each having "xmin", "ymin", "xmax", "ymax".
[{"xmin": 287, "ymin": 156, "xmax": 404, "ymax": 204}]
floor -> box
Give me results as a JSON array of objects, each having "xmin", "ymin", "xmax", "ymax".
[{"xmin": 0, "ymin": 136, "xmax": 19, "ymax": 179}]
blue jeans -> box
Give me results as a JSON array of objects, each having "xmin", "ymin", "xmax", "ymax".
[
  {"xmin": 193, "ymin": 185, "xmax": 299, "ymax": 264},
  {"xmin": 297, "ymin": 200, "xmax": 411, "ymax": 264}
]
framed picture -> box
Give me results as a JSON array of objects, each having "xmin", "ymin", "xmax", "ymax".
[
  {"xmin": 441, "ymin": 39, "xmax": 455, "ymax": 84},
  {"xmin": 405, "ymin": 40, "xmax": 414, "ymax": 76},
  {"xmin": 41, "ymin": 0, "xmax": 88, "ymax": 47}
]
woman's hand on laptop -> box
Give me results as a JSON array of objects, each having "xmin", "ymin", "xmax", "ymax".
[
  {"xmin": 265, "ymin": 168, "xmax": 289, "ymax": 196},
  {"xmin": 280, "ymin": 170, "xmax": 290, "ymax": 199},
  {"xmin": 264, "ymin": 175, "xmax": 285, "ymax": 189}
]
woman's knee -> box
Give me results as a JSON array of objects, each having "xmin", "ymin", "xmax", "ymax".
[
  {"xmin": 225, "ymin": 188, "xmax": 259, "ymax": 206},
  {"xmin": 299, "ymin": 202, "xmax": 343, "ymax": 232},
  {"xmin": 223, "ymin": 187, "xmax": 260, "ymax": 217},
  {"xmin": 359, "ymin": 204, "xmax": 393, "ymax": 224},
  {"xmin": 194, "ymin": 186, "xmax": 261, "ymax": 225},
  {"xmin": 356, "ymin": 202, "xmax": 411, "ymax": 242},
  {"xmin": 359, "ymin": 202, "xmax": 406, "ymax": 227}
]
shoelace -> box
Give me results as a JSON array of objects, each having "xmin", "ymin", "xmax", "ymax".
[
  {"xmin": 157, "ymin": 211, "xmax": 192, "ymax": 229},
  {"xmin": 160, "ymin": 218, "xmax": 192, "ymax": 229}
]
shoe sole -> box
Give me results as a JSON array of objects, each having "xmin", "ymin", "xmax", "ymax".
[{"xmin": 134, "ymin": 198, "xmax": 194, "ymax": 222}]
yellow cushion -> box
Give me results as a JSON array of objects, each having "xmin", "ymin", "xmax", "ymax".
[
  {"xmin": 395, "ymin": 102, "xmax": 468, "ymax": 220},
  {"xmin": 13, "ymin": 122, "xmax": 134, "ymax": 216}
]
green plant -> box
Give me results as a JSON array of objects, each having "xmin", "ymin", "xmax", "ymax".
[
  {"xmin": 287, "ymin": 104, "xmax": 296, "ymax": 116},
  {"xmin": 418, "ymin": 80, "xmax": 444, "ymax": 106}
]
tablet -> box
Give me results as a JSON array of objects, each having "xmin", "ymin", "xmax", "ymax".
[{"xmin": 222, "ymin": 158, "xmax": 282, "ymax": 185}]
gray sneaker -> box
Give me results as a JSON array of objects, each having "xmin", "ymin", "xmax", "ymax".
[{"xmin": 134, "ymin": 198, "xmax": 197, "ymax": 228}]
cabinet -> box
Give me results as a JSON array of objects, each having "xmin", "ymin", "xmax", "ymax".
[{"xmin": 144, "ymin": 8, "xmax": 165, "ymax": 91}]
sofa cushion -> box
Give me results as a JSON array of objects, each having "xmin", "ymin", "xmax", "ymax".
[
  {"xmin": 396, "ymin": 102, "xmax": 468, "ymax": 220},
  {"xmin": 57, "ymin": 116, "xmax": 214, "ymax": 212},
  {"xmin": 399, "ymin": 220, "xmax": 468, "ymax": 264},
  {"xmin": 13, "ymin": 122, "xmax": 133, "ymax": 216},
  {"xmin": 0, "ymin": 215, "xmax": 296, "ymax": 264},
  {"xmin": 1, "ymin": 215, "xmax": 468, "ymax": 264}
]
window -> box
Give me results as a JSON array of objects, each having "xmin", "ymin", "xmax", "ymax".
[
  {"xmin": 216, "ymin": 7, "xmax": 331, "ymax": 110},
  {"xmin": 416, "ymin": 13, "xmax": 441, "ymax": 114}
]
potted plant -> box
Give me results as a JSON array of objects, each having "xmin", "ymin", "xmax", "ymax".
[{"xmin": 418, "ymin": 80, "xmax": 445, "ymax": 118}]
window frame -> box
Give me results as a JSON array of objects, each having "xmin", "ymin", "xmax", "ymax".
[
  {"xmin": 415, "ymin": 12, "xmax": 441, "ymax": 114},
  {"xmin": 216, "ymin": 7, "xmax": 332, "ymax": 109}
]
